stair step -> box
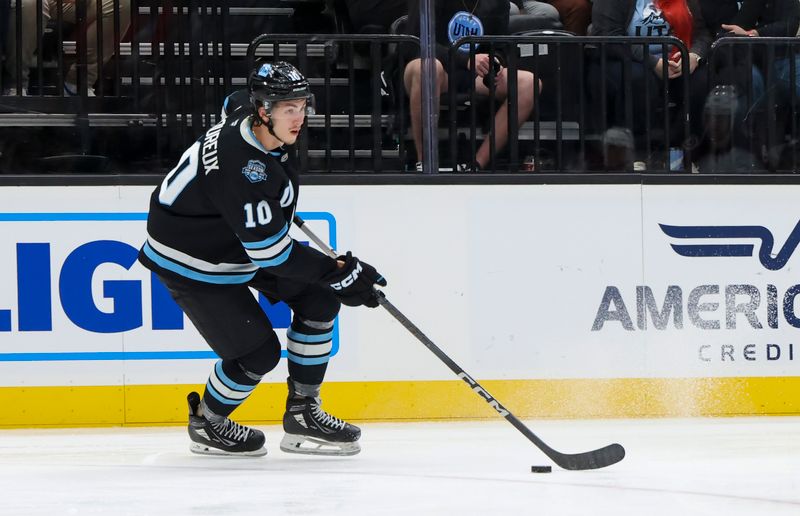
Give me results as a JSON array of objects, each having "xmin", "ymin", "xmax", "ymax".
[{"xmin": 59, "ymin": 41, "xmax": 334, "ymax": 58}]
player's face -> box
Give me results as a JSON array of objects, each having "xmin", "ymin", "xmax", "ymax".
[{"xmin": 269, "ymin": 99, "xmax": 307, "ymax": 144}]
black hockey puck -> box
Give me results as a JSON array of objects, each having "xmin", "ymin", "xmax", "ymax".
[{"xmin": 531, "ymin": 465, "xmax": 552, "ymax": 473}]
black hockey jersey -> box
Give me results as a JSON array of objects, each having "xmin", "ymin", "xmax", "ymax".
[
  {"xmin": 139, "ymin": 113, "xmax": 337, "ymax": 285},
  {"xmin": 221, "ymin": 89, "xmax": 250, "ymax": 119}
]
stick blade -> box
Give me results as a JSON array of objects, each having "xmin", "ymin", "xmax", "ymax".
[{"xmin": 551, "ymin": 443, "xmax": 626, "ymax": 471}]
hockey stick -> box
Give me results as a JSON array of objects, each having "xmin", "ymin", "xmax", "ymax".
[{"xmin": 293, "ymin": 216, "xmax": 625, "ymax": 470}]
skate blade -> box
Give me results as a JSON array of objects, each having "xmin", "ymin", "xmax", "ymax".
[
  {"xmin": 279, "ymin": 434, "xmax": 361, "ymax": 456},
  {"xmin": 189, "ymin": 442, "xmax": 268, "ymax": 457}
]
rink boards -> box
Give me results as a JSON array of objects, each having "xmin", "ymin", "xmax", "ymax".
[{"xmin": 0, "ymin": 181, "xmax": 798, "ymax": 426}]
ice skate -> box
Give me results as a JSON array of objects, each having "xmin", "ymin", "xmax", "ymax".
[
  {"xmin": 187, "ymin": 392, "xmax": 267, "ymax": 457},
  {"xmin": 280, "ymin": 379, "xmax": 361, "ymax": 456}
]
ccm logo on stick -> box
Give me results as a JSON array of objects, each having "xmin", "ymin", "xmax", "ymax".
[{"xmin": 458, "ymin": 372, "xmax": 510, "ymax": 417}]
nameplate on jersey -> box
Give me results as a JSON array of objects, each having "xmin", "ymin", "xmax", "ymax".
[
  {"xmin": 202, "ymin": 120, "xmax": 224, "ymax": 174},
  {"xmin": 242, "ymin": 160, "xmax": 268, "ymax": 183},
  {"xmin": 448, "ymin": 11, "xmax": 484, "ymax": 53}
]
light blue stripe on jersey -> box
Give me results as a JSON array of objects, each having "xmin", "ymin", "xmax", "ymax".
[
  {"xmin": 205, "ymin": 382, "xmax": 242, "ymax": 405},
  {"xmin": 146, "ymin": 237, "xmax": 258, "ymax": 273},
  {"xmin": 241, "ymin": 117, "xmax": 286, "ymax": 156},
  {"xmin": 142, "ymin": 242, "xmax": 255, "ymax": 284},
  {"xmin": 241, "ymin": 223, "xmax": 289, "ymax": 250},
  {"xmin": 243, "ymin": 120, "xmax": 270, "ymax": 154},
  {"xmin": 250, "ymin": 242, "xmax": 293, "ymax": 267},
  {"xmin": 287, "ymin": 329, "xmax": 333, "ymax": 343},
  {"xmin": 286, "ymin": 352, "xmax": 330, "ymax": 366},
  {"xmin": 215, "ymin": 360, "xmax": 257, "ymax": 392}
]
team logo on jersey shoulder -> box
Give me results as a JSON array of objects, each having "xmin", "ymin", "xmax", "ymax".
[{"xmin": 242, "ymin": 160, "xmax": 268, "ymax": 183}]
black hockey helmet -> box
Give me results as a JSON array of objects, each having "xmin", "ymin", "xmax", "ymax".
[{"xmin": 249, "ymin": 61, "xmax": 315, "ymax": 115}]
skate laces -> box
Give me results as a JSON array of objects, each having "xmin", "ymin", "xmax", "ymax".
[
  {"xmin": 212, "ymin": 417, "xmax": 251, "ymax": 442},
  {"xmin": 311, "ymin": 403, "xmax": 345, "ymax": 431}
]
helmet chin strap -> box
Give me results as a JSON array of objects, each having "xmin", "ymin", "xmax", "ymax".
[{"xmin": 258, "ymin": 111, "xmax": 286, "ymax": 145}]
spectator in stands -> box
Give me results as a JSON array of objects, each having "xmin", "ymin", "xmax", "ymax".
[
  {"xmin": 603, "ymin": 126, "xmax": 635, "ymax": 170},
  {"xmin": 588, "ymin": 0, "xmax": 712, "ymax": 155},
  {"xmin": 514, "ymin": 0, "xmax": 592, "ymax": 35},
  {"xmin": 699, "ymin": 0, "xmax": 766, "ymax": 163},
  {"xmin": 715, "ymin": 0, "xmax": 800, "ymax": 99},
  {"xmin": 694, "ymin": 84, "xmax": 759, "ymax": 173},
  {"xmin": 4, "ymin": 0, "xmax": 41, "ymax": 95},
  {"xmin": 716, "ymin": 0, "xmax": 800, "ymax": 169},
  {"xmin": 510, "ymin": 0, "xmax": 561, "ymax": 30},
  {"xmin": 3, "ymin": 0, "xmax": 130, "ymax": 96},
  {"xmin": 345, "ymin": 0, "xmax": 407, "ymax": 33},
  {"xmin": 403, "ymin": 0, "xmax": 538, "ymax": 171}
]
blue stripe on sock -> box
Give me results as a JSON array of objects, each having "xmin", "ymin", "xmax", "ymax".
[
  {"xmin": 286, "ymin": 352, "xmax": 330, "ymax": 366},
  {"xmin": 215, "ymin": 361, "xmax": 257, "ymax": 392},
  {"xmin": 286, "ymin": 329, "xmax": 333, "ymax": 343},
  {"xmin": 205, "ymin": 381, "xmax": 243, "ymax": 406}
]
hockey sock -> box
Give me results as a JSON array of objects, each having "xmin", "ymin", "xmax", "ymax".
[
  {"xmin": 290, "ymin": 379, "xmax": 321, "ymax": 399},
  {"xmin": 202, "ymin": 359, "xmax": 263, "ymax": 418},
  {"xmin": 286, "ymin": 316, "xmax": 334, "ymax": 386}
]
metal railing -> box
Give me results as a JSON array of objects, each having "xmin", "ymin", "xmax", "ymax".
[
  {"xmin": 247, "ymin": 33, "xmax": 420, "ymax": 173},
  {"xmin": 1, "ymin": 5, "xmax": 800, "ymax": 175},
  {"xmin": 0, "ymin": 0, "xmax": 233, "ymax": 170},
  {"xmin": 446, "ymin": 35, "xmax": 692, "ymax": 173},
  {"xmin": 707, "ymin": 37, "xmax": 800, "ymax": 173}
]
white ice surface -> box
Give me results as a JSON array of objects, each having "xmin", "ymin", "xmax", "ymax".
[{"xmin": 0, "ymin": 417, "xmax": 798, "ymax": 516}]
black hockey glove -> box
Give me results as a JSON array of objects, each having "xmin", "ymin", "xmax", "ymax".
[{"xmin": 322, "ymin": 252, "xmax": 387, "ymax": 308}]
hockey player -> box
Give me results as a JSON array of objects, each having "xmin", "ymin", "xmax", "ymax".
[{"xmin": 138, "ymin": 61, "xmax": 386, "ymax": 457}]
